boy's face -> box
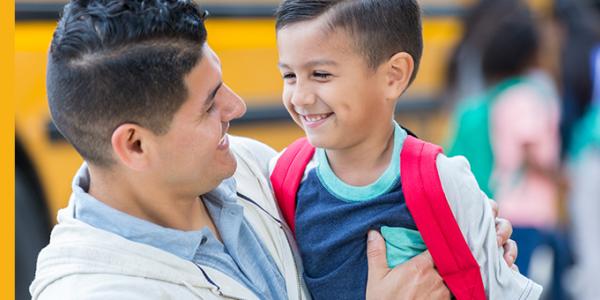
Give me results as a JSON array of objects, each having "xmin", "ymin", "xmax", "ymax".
[{"xmin": 277, "ymin": 18, "xmax": 395, "ymax": 150}]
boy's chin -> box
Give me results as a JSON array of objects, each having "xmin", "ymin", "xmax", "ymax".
[{"xmin": 305, "ymin": 134, "xmax": 331, "ymax": 149}]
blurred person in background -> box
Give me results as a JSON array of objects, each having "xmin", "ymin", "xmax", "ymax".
[
  {"xmin": 556, "ymin": 1, "xmax": 600, "ymax": 298},
  {"xmin": 566, "ymin": 45, "xmax": 600, "ymax": 300},
  {"xmin": 446, "ymin": 0, "xmax": 567, "ymax": 298},
  {"xmin": 444, "ymin": 0, "xmax": 502, "ymax": 109},
  {"xmin": 554, "ymin": 0, "xmax": 600, "ymax": 159}
]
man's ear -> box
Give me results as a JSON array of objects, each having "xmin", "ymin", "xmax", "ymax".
[
  {"xmin": 111, "ymin": 123, "xmax": 152, "ymax": 171},
  {"xmin": 383, "ymin": 52, "xmax": 414, "ymax": 100}
]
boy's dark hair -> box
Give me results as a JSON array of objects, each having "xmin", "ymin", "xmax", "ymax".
[
  {"xmin": 275, "ymin": 0, "xmax": 423, "ymax": 84},
  {"xmin": 47, "ymin": 0, "xmax": 207, "ymax": 166},
  {"xmin": 480, "ymin": 0, "xmax": 539, "ymax": 82}
]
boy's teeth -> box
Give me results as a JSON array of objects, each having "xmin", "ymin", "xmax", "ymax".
[{"xmin": 304, "ymin": 114, "xmax": 330, "ymax": 122}]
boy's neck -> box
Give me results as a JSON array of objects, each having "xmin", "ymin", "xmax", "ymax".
[{"xmin": 325, "ymin": 122, "xmax": 396, "ymax": 186}]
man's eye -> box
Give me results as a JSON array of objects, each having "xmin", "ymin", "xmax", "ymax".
[{"xmin": 207, "ymin": 102, "xmax": 216, "ymax": 112}]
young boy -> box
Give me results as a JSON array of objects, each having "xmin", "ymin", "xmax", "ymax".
[{"xmin": 271, "ymin": 0, "xmax": 542, "ymax": 299}]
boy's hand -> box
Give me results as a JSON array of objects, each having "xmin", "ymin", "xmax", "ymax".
[
  {"xmin": 365, "ymin": 230, "xmax": 450, "ymax": 300},
  {"xmin": 490, "ymin": 199, "xmax": 519, "ymax": 270}
]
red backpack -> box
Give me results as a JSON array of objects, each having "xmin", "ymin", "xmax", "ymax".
[{"xmin": 270, "ymin": 135, "xmax": 486, "ymax": 300}]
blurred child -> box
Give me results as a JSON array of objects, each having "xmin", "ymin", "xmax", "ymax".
[
  {"xmin": 270, "ymin": 0, "xmax": 542, "ymax": 299},
  {"xmin": 566, "ymin": 44, "xmax": 600, "ymax": 300},
  {"xmin": 447, "ymin": 0, "xmax": 565, "ymax": 296}
]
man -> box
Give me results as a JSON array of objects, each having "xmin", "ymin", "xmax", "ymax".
[{"xmin": 30, "ymin": 0, "xmax": 516, "ymax": 299}]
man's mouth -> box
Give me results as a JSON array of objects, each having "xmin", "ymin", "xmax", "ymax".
[
  {"xmin": 217, "ymin": 124, "xmax": 230, "ymax": 150},
  {"xmin": 217, "ymin": 134, "xmax": 229, "ymax": 150},
  {"xmin": 300, "ymin": 113, "xmax": 334, "ymax": 128}
]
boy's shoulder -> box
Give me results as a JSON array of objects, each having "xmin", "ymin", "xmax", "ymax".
[{"xmin": 268, "ymin": 138, "xmax": 318, "ymax": 178}]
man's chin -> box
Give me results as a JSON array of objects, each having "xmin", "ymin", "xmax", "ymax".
[{"xmin": 221, "ymin": 154, "xmax": 238, "ymax": 178}]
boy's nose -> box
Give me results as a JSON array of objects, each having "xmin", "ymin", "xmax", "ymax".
[
  {"xmin": 221, "ymin": 84, "xmax": 247, "ymax": 122},
  {"xmin": 290, "ymin": 84, "xmax": 317, "ymax": 107}
]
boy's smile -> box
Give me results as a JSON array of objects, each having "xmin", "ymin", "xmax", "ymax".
[
  {"xmin": 277, "ymin": 15, "xmax": 396, "ymax": 151},
  {"xmin": 298, "ymin": 112, "xmax": 334, "ymax": 128}
]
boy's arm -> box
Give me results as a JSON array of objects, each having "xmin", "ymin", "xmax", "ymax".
[{"xmin": 437, "ymin": 154, "xmax": 543, "ymax": 299}]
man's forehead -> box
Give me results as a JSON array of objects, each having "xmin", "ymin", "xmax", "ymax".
[
  {"xmin": 195, "ymin": 44, "xmax": 222, "ymax": 77},
  {"xmin": 180, "ymin": 44, "xmax": 222, "ymax": 109},
  {"xmin": 205, "ymin": 45, "xmax": 222, "ymax": 66}
]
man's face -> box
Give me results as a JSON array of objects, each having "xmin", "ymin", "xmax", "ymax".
[
  {"xmin": 150, "ymin": 45, "xmax": 246, "ymax": 197},
  {"xmin": 276, "ymin": 17, "xmax": 392, "ymax": 150}
]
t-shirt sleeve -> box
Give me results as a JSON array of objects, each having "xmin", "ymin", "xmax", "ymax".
[{"xmin": 436, "ymin": 154, "xmax": 543, "ymax": 300}]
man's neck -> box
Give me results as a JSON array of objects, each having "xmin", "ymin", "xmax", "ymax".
[
  {"xmin": 325, "ymin": 122, "xmax": 395, "ymax": 186},
  {"xmin": 86, "ymin": 165, "xmax": 213, "ymax": 232}
]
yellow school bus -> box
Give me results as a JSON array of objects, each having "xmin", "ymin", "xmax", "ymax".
[{"xmin": 15, "ymin": 0, "xmax": 468, "ymax": 298}]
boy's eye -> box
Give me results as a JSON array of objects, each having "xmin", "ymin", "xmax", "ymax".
[
  {"xmin": 313, "ymin": 71, "xmax": 332, "ymax": 79},
  {"xmin": 282, "ymin": 73, "xmax": 296, "ymax": 80}
]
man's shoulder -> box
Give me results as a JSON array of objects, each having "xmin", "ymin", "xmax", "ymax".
[
  {"xmin": 230, "ymin": 135, "xmax": 276, "ymax": 157},
  {"xmin": 230, "ymin": 136, "xmax": 277, "ymax": 173},
  {"xmin": 31, "ymin": 220, "xmax": 210, "ymax": 299},
  {"xmin": 34, "ymin": 272, "xmax": 192, "ymax": 300}
]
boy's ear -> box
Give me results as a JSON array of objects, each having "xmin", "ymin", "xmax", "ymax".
[
  {"xmin": 384, "ymin": 52, "xmax": 414, "ymax": 100},
  {"xmin": 111, "ymin": 124, "xmax": 152, "ymax": 171}
]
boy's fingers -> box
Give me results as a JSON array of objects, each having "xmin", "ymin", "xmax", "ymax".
[{"xmin": 366, "ymin": 230, "xmax": 390, "ymax": 281}]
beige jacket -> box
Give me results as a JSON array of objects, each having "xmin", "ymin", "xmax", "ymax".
[{"xmin": 30, "ymin": 136, "xmax": 310, "ymax": 300}]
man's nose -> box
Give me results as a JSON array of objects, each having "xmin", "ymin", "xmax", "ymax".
[{"xmin": 221, "ymin": 84, "xmax": 246, "ymax": 122}]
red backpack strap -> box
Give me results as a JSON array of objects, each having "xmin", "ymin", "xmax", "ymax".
[
  {"xmin": 270, "ymin": 137, "xmax": 315, "ymax": 235},
  {"xmin": 401, "ymin": 136, "xmax": 485, "ymax": 300}
]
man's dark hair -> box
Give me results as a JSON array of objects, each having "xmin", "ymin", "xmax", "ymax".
[
  {"xmin": 275, "ymin": 0, "xmax": 423, "ymax": 84},
  {"xmin": 47, "ymin": 0, "xmax": 208, "ymax": 166},
  {"xmin": 480, "ymin": 0, "xmax": 539, "ymax": 82}
]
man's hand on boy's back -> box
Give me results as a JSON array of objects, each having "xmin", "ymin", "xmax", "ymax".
[{"xmin": 366, "ymin": 230, "xmax": 450, "ymax": 300}]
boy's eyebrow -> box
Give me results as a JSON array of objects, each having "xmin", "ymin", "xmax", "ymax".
[{"xmin": 278, "ymin": 59, "xmax": 339, "ymax": 69}]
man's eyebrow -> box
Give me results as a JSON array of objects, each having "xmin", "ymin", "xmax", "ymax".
[
  {"xmin": 278, "ymin": 59, "xmax": 338, "ymax": 69},
  {"xmin": 204, "ymin": 81, "xmax": 222, "ymax": 108}
]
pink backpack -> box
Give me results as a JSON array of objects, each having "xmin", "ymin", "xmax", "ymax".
[{"xmin": 270, "ymin": 135, "xmax": 486, "ymax": 300}]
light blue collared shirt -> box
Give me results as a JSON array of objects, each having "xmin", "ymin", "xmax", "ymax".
[{"xmin": 71, "ymin": 165, "xmax": 287, "ymax": 299}]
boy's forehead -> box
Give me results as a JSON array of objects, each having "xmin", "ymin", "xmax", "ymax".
[{"xmin": 277, "ymin": 18, "xmax": 359, "ymax": 64}]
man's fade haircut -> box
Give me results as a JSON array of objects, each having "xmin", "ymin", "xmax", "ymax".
[
  {"xmin": 47, "ymin": 0, "xmax": 208, "ymax": 166},
  {"xmin": 275, "ymin": 0, "xmax": 423, "ymax": 84}
]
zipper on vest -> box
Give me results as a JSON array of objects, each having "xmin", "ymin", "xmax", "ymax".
[
  {"xmin": 237, "ymin": 192, "xmax": 305, "ymax": 299},
  {"xmin": 194, "ymin": 263, "xmax": 224, "ymax": 297}
]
